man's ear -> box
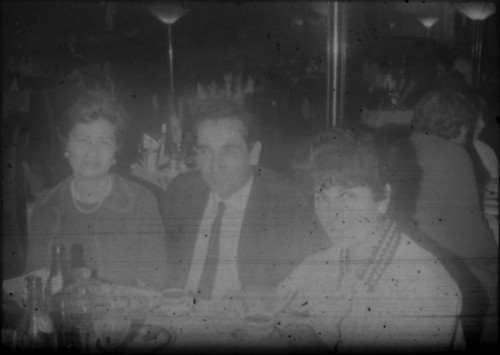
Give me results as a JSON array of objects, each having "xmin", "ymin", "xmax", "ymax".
[
  {"xmin": 249, "ymin": 141, "xmax": 262, "ymax": 166},
  {"xmin": 377, "ymin": 183, "xmax": 392, "ymax": 215}
]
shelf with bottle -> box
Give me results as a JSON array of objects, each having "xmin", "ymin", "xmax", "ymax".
[{"xmin": 130, "ymin": 121, "xmax": 196, "ymax": 190}]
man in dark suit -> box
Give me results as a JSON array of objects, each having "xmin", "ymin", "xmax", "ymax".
[{"xmin": 161, "ymin": 101, "xmax": 330, "ymax": 300}]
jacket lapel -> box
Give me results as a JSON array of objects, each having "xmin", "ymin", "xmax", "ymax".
[
  {"xmin": 238, "ymin": 171, "xmax": 277, "ymax": 288},
  {"xmin": 167, "ymin": 173, "xmax": 210, "ymax": 289}
]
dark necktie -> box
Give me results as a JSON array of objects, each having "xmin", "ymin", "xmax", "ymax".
[{"xmin": 197, "ymin": 201, "xmax": 226, "ymax": 299}]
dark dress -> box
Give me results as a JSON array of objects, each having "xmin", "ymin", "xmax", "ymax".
[{"xmin": 25, "ymin": 174, "xmax": 169, "ymax": 290}]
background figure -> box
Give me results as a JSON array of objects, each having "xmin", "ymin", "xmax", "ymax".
[
  {"xmin": 410, "ymin": 89, "xmax": 498, "ymax": 347},
  {"xmin": 465, "ymin": 92, "xmax": 498, "ymax": 245},
  {"xmin": 23, "ymin": 94, "xmax": 169, "ymax": 290},
  {"xmin": 281, "ymin": 129, "xmax": 463, "ymax": 352},
  {"xmin": 161, "ymin": 100, "xmax": 330, "ymax": 303}
]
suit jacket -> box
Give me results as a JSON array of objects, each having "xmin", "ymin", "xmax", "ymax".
[{"xmin": 161, "ymin": 167, "xmax": 331, "ymax": 290}]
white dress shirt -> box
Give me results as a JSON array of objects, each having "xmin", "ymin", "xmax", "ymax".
[{"xmin": 185, "ymin": 176, "xmax": 254, "ymax": 299}]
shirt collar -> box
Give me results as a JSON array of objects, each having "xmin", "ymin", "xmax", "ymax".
[{"xmin": 211, "ymin": 174, "xmax": 254, "ymax": 213}]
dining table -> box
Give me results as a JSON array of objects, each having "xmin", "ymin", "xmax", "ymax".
[{"xmin": 2, "ymin": 271, "xmax": 329, "ymax": 354}]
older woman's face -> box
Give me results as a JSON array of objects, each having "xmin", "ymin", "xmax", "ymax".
[
  {"xmin": 66, "ymin": 118, "xmax": 117, "ymax": 179},
  {"xmin": 314, "ymin": 185, "xmax": 383, "ymax": 245}
]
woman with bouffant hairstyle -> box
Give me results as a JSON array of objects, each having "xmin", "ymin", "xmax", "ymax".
[
  {"xmin": 280, "ymin": 129, "xmax": 464, "ymax": 352},
  {"xmin": 24, "ymin": 94, "xmax": 169, "ymax": 291}
]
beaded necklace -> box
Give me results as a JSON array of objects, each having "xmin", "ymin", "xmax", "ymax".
[
  {"xmin": 337, "ymin": 220, "xmax": 401, "ymax": 292},
  {"xmin": 356, "ymin": 220, "xmax": 400, "ymax": 291},
  {"xmin": 70, "ymin": 175, "xmax": 113, "ymax": 214}
]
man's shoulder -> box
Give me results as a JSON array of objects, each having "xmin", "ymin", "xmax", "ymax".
[
  {"xmin": 252, "ymin": 166, "xmax": 306, "ymax": 200},
  {"xmin": 411, "ymin": 132, "xmax": 470, "ymax": 160},
  {"xmin": 164, "ymin": 170, "xmax": 209, "ymax": 211},
  {"xmin": 168, "ymin": 170, "xmax": 205, "ymax": 190}
]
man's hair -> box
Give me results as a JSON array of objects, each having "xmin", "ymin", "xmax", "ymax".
[
  {"xmin": 63, "ymin": 93, "xmax": 129, "ymax": 150},
  {"xmin": 294, "ymin": 129, "xmax": 389, "ymax": 201},
  {"xmin": 413, "ymin": 89, "xmax": 476, "ymax": 141},
  {"xmin": 193, "ymin": 100, "xmax": 259, "ymax": 146}
]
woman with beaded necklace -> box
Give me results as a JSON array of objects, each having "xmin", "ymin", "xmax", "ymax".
[
  {"xmin": 24, "ymin": 94, "xmax": 169, "ymax": 291},
  {"xmin": 279, "ymin": 129, "xmax": 464, "ymax": 352}
]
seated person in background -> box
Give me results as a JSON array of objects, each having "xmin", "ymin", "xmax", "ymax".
[
  {"xmin": 466, "ymin": 93, "xmax": 498, "ymax": 245},
  {"xmin": 161, "ymin": 100, "xmax": 330, "ymax": 305},
  {"xmin": 24, "ymin": 94, "xmax": 169, "ymax": 291},
  {"xmin": 410, "ymin": 89, "xmax": 498, "ymax": 346},
  {"xmin": 280, "ymin": 129, "xmax": 464, "ymax": 352}
]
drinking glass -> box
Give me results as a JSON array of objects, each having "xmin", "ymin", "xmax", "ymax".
[{"xmin": 64, "ymin": 282, "xmax": 95, "ymax": 353}]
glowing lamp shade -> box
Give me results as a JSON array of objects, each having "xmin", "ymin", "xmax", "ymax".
[
  {"xmin": 418, "ymin": 17, "xmax": 439, "ymax": 29},
  {"xmin": 148, "ymin": 3, "xmax": 189, "ymax": 118},
  {"xmin": 149, "ymin": 3, "xmax": 189, "ymax": 25},
  {"xmin": 455, "ymin": 2, "xmax": 496, "ymax": 21},
  {"xmin": 455, "ymin": 2, "xmax": 496, "ymax": 89}
]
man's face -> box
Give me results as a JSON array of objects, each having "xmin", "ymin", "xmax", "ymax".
[{"xmin": 196, "ymin": 117, "xmax": 261, "ymax": 199}]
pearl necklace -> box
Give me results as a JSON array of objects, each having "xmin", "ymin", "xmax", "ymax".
[{"xmin": 70, "ymin": 175, "xmax": 112, "ymax": 214}]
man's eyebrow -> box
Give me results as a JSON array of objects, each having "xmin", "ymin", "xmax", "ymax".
[
  {"xmin": 222, "ymin": 143, "xmax": 239, "ymax": 148},
  {"xmin": 70, "ymin": 132, "xmax": 88, "ymax": 137}
]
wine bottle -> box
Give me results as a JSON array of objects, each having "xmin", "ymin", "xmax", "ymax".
[
  {"xmin": 16, "ymin": 275, "xmax": 57, "ymax": 350},
  {"xmin": 45, "ymin": 243, "xmax": 67, "ymax": 299},
  {"xmin": 66, "ymin": 243, "xmax": 94, "ymax": 351},
  {"xmin": 45, "ymin": 243, "xmax": 80, "ymax": 350},
  {"xmin": 70, "ymin": 243, "xmax": 93, "ymax": 283}
]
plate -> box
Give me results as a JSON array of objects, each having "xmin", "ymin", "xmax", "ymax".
[{"xmin": 123, "ymin": 325, "xmax": 175, "ymax": 353}]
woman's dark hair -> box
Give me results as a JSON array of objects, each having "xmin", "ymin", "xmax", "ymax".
[
  {"xmin": 293, "ymin": 128, "xmax": 388, "ymax": 201},
  {"xmin": 294, "ymin": 126, "xmax": 422, "ymax": 223},
  {"xmin": 62, "ymin": 94, "xmax": 129, "ymax": 150}
]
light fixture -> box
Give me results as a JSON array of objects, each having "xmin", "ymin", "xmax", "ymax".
[
  {"xmin": 418, "ymin": 16, "xmax": 439, "ymax": 29},
  {"xmin": 455, "ymin": 2, "xmax": 496, "ymax": 21},
  {"xmin": 149, "ymin": 3, "xmax": 189, "ymax": 25},
  {"xmin": 149, "ymin": 3, "xmax": 189, "ymax": 113},
  {"xmin": 454, "ymin": 2, "xmax": 496, "ymax": 88},
  {"xmin": 418, "ymin": 16, "xmax": 439, "ymax": 39}
]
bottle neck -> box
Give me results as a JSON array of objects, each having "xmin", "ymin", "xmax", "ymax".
[
  {"xmin": 46, "ymin": 245, "xmax": 67, "ymax": 298},
  {"xmin": 34, "ymin": 278, "xmax": 47, "ymax": 311},
  {"xmin": 25, "ymin": 277, "xmax": 47, "ymax": 314},
  {"xmin": 70, "ymin": 244, "xmax": 85, "ymax": 269},
  {"xmin": 49, "ymin": 258, "xmax": 63, "ymax": 278},
  {"xmin": 24, "ymin": 279, "xmax": 36, "ymax": 312}
]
